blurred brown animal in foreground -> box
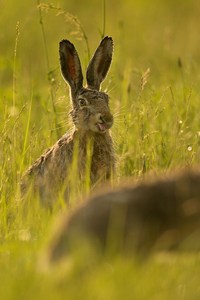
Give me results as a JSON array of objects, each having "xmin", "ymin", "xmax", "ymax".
[{"xmin": 46, "ymin": 169, "xmax": 200, "ymax": 263}]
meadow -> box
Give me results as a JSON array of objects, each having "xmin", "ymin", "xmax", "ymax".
[{"xmin": 1, "ymin": 0, "xmax": 200, "ymax": 299}]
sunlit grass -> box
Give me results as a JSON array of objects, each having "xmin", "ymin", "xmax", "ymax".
[{"xmin": 1, "ymin": 0, "xmax": 200, "ymax": 299}]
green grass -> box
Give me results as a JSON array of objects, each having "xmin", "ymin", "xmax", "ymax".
[{"xmin": 1, "ymin": 0, "xmax": 200, "ymax": 299}]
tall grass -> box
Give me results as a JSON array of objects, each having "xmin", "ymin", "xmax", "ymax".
[{"xmin": 1, "ymin": 0, "xmax": 200, "ymax": 299}]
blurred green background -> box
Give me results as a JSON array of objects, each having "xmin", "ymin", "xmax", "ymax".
[{"xmin": 2, "ymin": 0, "xmax": 200, "ymax": 84}]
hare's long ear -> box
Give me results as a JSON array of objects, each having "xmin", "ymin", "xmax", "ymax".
[
  {"xmin": 59, "ymin": 40, "xmax": 83, "ymax": 98},
  {"xmin": 86, "ymin": 36, "xmax": 113, "ymax": 91}
]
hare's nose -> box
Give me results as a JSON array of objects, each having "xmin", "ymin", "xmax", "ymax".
[{"xmin": 99, "ymin": 113, "xmax": 113, "ymax": 128}]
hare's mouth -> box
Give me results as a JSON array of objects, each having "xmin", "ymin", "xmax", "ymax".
[
  {"xmin": 96, "ymin": 122, "xmax": 108, "ymax": 133},
  {"xmin": 94, "ymin": 115, "xmax": 113, "ymax": 133}
]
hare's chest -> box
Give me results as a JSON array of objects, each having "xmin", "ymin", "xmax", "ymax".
[
  {"xmin": 75, "ymin": 142, "xmax": 109, "ymax": 178},
  {"xmin": 91, "ymin": 143, "xmax": 114, "ymax": 182}
]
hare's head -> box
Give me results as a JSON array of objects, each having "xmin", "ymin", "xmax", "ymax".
[{"xmin": 59, "ymin": 37, "xmax": 113, "ymax": 134}]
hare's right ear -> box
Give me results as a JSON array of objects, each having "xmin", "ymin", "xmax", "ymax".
[
  {"xmin": 86, "ymin": 36, "xmax": 113, "ymax": 91},
  {"xmin": 59, "ymin": 40, "xmax": 83, "ymax": 98}
]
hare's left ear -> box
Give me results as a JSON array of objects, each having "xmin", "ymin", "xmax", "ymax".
[
  {"xmin": 86, "ymin": 36, "xmax": 113, "ymax": 91},
  {"xmin": 59, "ymin": 40, "xmax": 83, "ymax": 98}
]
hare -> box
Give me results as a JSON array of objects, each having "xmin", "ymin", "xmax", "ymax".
[
  {"xmin": 46, "ymin": 169, "xmax": 200, "ymax": 263},
  {"xmin": 21, "ymin": 36, "xmax": 115, "ymax": 206}
]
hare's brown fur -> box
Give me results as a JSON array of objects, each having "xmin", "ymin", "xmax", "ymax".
[
  {"xmin": 21, "ymin": 37, "xmax": 115, "ymax": 205},
  {"xmin": 47, "ymin": 169, "xmax": 200, "ymax": 262}
]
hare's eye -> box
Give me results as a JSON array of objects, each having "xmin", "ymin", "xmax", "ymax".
[{"xmin": 79, "ymin": 98, "xmax": 87, "ymax": 106}]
